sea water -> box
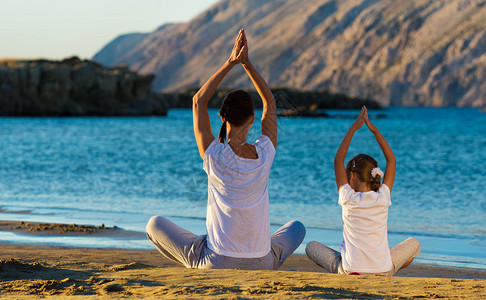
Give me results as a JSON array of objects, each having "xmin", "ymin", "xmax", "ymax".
[{"xmin": 0, "ymin": 107, "xmax": 485, "ymax": 269}]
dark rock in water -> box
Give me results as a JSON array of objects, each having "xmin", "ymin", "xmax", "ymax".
[
  {"xmin": 330, "ymin": 113, "xmax": 387, "ymax": 119},
  {"xmin": 271, "ymin": 88, "xmax": 381, "ymax": 110},
  {"xmin": 160, "ymin": 87, "xmax": 381, "ymax": 110},
  {"xmin": 0, "ymin": 57, "xmax": 168, "ymax": 116},
  {"xmin": 278, "ymin": 103, "xmax": 330, "ymax": 118},
  {"xmin": 373, "ymin": 113, "xmax": 387, "ymax": 119}
]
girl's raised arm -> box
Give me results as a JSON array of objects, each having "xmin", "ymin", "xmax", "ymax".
[
  {"xmin": 364, "ymin": 112, "xmax": 396, "ymax": 191},
  {"xmin": 334, "ymin": 107, "xmax": 366, "ymax": 191},
  {"xmin": 192, "ymin": 30, "xmax": 245, "ymax": 159},
  {"xmin": 240, "ymin": 30, "xmax": 277, "ymax": 149}
]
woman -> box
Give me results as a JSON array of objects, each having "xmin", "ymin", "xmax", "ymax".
[{"xmin": 146, "ymin": 29, "xmax": 305, "ymax": 269}]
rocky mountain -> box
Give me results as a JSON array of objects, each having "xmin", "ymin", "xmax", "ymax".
[
  {"xmin": 0, "ymin": 57, "xmax": 167, "ymax": 116},
  {"xmin": 91, "ymin": 32, "xmax": 149, "ymax": 67},
  {"xmin": 93, "ymin": 0, "xmax": 486, "ymax": 107}
]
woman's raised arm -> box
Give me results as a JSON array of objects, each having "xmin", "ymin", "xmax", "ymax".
[
  {"xmin": 240, "ymin": 30, "xmax": 277, "ymax": 149},
  {"xmin": 192, "ymin": 30, "xmax": 245, "ymax": 159}
]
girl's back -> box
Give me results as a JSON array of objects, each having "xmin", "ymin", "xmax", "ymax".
[{"xmin": 339, "ymin": 183, "xmax": 392, "ymax": 273}]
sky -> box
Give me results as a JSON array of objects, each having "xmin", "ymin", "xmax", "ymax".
[{"xmin": 0, "ymin": 0, "xmax": 218, "ymax": 60}]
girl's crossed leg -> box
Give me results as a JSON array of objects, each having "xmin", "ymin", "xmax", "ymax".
[{"xmin": 305, "ymin": 237, "xmax": 420, "ymax": 276}]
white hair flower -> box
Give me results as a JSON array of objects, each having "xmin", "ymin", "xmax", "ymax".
[{"xmin": 371, "ymin": 167, "xmax": 384, "ymax": 178}]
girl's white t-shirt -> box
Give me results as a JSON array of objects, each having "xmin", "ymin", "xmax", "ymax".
[
  {"xmin": 203, "ymin": 135, "xmax": 275, "ymax": 258},
  {"xmin": 339, "ymin": 183, "xmax": 393, "ymax": 273}
]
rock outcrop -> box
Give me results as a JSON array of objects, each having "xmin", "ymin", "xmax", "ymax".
[
  {"xmin": 0, "ymin": 57, "xmax": 167, "ymax": 116},
  {"xmin": 93, "ymin": 0, "xmax": 486, "ymax": 107},
  {"xmin": 160, "ymin": 87, "xmax": 381, "ymax": 110}
]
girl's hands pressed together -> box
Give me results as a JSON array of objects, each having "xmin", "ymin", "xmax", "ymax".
[
  {"xmin": 351, "ymin": 106, "xmax": 367, "ymax": 131},
  {"xmin": 364, "ymin": 108, "xmax": 378, "ymax": 134}
]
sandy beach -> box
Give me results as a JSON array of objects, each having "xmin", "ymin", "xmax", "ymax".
[{"xmin": 0, "ymin": 222, "xmax": 485, "ymax": 299}]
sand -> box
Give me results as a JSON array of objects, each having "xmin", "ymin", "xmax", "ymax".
[{"xmin": 1, "ymin": 222, "xmax": 485, "ymax": 299}]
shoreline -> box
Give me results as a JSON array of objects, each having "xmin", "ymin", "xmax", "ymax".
[
  {"xmin": 1, "ymin": 243, "xmax": 485, "ymax": 298},
  {"xmin": 1, "ymin": 220, "xmax": 486, "ymax": 298},
  {"xmin": 0, "ymin": 220, "xmax": 485, "ymax": 280},
  {"xmin": 1, "ymin": 219, "xmax": 486, "ymax": 274},
  {"xmin": 3, "ymin": 217, "xmax": 486, "ymax": 271}
]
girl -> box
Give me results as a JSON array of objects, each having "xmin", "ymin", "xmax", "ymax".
[
  {"xmin": 306, "ymin": 107, "xmax": 420, "ymax": 276},
  {"xmin": 146, "ymin": 29, "xmax": 305, "ymax": 270}
]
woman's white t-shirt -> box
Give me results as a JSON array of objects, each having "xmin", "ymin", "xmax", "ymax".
[
  {"xmin": 339, "ymin": 183, "xmax": 393, "ymax": 273},
  {"xmin": 203, "ymin": 135, "xmax": 275, "ymax": 258}
]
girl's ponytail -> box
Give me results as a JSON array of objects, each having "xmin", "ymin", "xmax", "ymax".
[
  {"xmin": 218, "ymin": 121, "xmax": 227, "ymax": 143},
  {"xmin": 370, "ymin": 174, "xmax": 382, "ymax": 192},
  {"xmin": 370, "ymin": 167, "xmax": 384, "ymax": 192},
  {"xmin": 346, "ymin": 154, "xmax": 383, "ymax": 192}
]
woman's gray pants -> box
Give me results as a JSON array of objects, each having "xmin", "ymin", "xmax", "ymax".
[{"xmin": 146, "ymin": 216, "xmax": 306, "ymax": 270}]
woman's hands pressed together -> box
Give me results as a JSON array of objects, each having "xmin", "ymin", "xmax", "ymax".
[
  {"xmin": 240, "ymin": 30, "xmax": 249, "ymax": 66},
  {"xmin": 228, "ymin": 29, "xmax": 247, "ymax": 66},
  {"xmin": 194, "ymin": 30, "xmax": 249, "ymax": 159}
]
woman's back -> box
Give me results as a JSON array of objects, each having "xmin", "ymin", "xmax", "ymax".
[{"xmin": 204, "ymin": 135, "xmax": 275, "ymax": 258}]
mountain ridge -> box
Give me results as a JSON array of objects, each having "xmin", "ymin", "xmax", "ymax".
[{"xmin": 93, "ymin": 0, "xmax": 486, "ymax": 107}]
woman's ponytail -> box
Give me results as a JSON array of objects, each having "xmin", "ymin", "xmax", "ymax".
[
  {"xmin": 218, "ymin": 96, "xmax": 229, "ymax": 144},
  {"xmin": 218, "ymin": 121, "xmax": 227, "ymax": 143},
  {"xmin": 218, "ymin": 89, "xmax": 254, "ymax": 144}
]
